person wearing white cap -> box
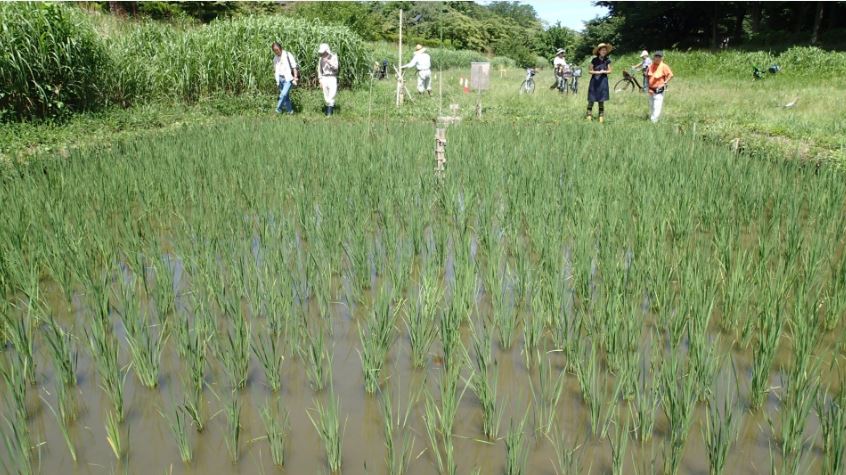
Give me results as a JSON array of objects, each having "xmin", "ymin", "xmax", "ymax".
[
  {"xmin": 400, "ymin": 44, "xmax": 432, "ymax": 95},
  {"xmin": 551, "ymin": 48, "xmax": 569, "ymax": 92},
  {"xmin": 631, "ymin": 50, "xmax": 652, "ymax": 93},
  {"xmin": 317, "ymin": 43, "xmax": 339, "ymax": 116}
]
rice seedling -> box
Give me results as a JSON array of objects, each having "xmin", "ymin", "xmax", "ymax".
[
  {"xmin": 1, "ymin": 353, "xmax": 28, "ymax": 423},
  {"xmin": 224, "ymin": 394, "xmax": 241, "ymax": 463},
  {"xmin": 300, "ymin": 326, "xmax": 332, "ymax": 392},
  {"xmin": 548, "ymin": 430, "xmax": 583, "ymax": 475},
  {"xmin": 40, "ymin": 391, "xmax": 77, "ymax": 462},
  {"xmin": 43, "ymin": 315, "xmax": 78, "ymax": 387},
  {"xmin": 0, "ymin": 411, "xmax": 32, "ymax": 475},
  {"xmin": 119, "ymin": 297, "xmax": 167, "ymax": 389},
  {"xmin": 163, "ymin": 407, "xmax": 192, "ymax": 464},
  {"xmin": 701, "ymin": 385, "xmax": 740, "ymax": 475},
  {"xmin": 631, "ymin": 344, "xmax": 660, "ymax": 445},
  {"xmin": 750, "ymin": 296, "xmax": 786, "ymax": 411},
  {"xmin": 260, "ymin": 399, "xmax": 289, "ymax": 467},
  {"xmin": 608, "ymin": 414, "xmax": 630, "ymax": 475},
  {"xmin": 252, "ymin": 331, "xmax": 283, "ymax": 392},
  {"xmin": 660, "ymin": 348, "xmax": 698, "ymax": 475},
  {"xmin": 505, "ymin": 411, "xmax": 530, "ymax": 475},
  {"xmin": 307, "ymin": 390, "xmax": 345, "ymax": 473},
  {"xmin": 86, "ymin": 315, "xmax": 125, "ymax": 421},
  {"xmin": 357, "ymin": 288, "xmax": 403, "ymax": 394},
  {"xmin": 524, "ymin": 284, "xmax": 546, "ymax": 370},
  {"xmin": 218, "ymin": 302, "xmax": 251, "ymax": 390},
  {"xmin": 379, "ymin": 385, "xmax": 415, "ymax": 475},
  {"xmin": 406, "ymin": 274, "xmax": 442, "ymax": 368},
  {"xmin": 574, "ymin": 341, "xmax": 603, "ymax": 437},
  {"xmin": 531, "ymin": 351, "xmax": 565, "ymax": 437},
  {"xmin": 2, "ymin": 298, "xmax": 37, "ymax": 385},
  {"xmin": 469, "ymin": 320, "xmax": 502, "ymax": 439},
  {"xmin": 105, "ymin": 410, "xmax": 123, "ymax": 460},
  {"xmin": 816, "ymin": 388, "xmax": 846, "ymax": 475}
]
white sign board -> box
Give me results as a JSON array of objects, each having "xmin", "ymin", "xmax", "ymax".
[{"xmin": 470, "ymin": 62, "xmax": 491, "ymax": 91}]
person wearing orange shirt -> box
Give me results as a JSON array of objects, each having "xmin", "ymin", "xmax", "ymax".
[{"xmin": 646, "ymin": 51, "xmax": 673, "ymax": 123}]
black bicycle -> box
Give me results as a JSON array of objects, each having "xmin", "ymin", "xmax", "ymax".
[{"xmin": 614, "ymin": 69, "xmax": 642, "ymax": 93}]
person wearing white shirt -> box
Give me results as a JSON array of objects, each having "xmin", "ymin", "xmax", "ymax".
[
  {"xmin": 552, "ymin": 48, "xmax": 569, "ymax": 91},
  {"xmin": 317, "ymin": 43, "xmax": 339, "ymax": 116},
  {"xmin": 401, "ymin": 44, "xmax": 432, "ymax": 95},
  {"xmin": 271, "ymin": 41, "xmax": 299, "ymax": 114}
]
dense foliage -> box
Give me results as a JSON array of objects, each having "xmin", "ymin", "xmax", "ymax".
[
  {"xmin": 1, "ymin": 3, "xmax": 371, "ymax": 120},
  {"xmin": 586, "ymin": 1, "xmax": 846, "ymax": 56},
  {"xmin": 111, "ymin": 16, "xmax": 371, "ymax": 103},
  {"xmin": 0, "ymin": 2, "xmax": 110, "ymax": 120}
]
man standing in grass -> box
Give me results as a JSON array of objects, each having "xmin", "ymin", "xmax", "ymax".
[
  {"xmin": 647, "ymin": 51, "xmax": 673, "ymax": 123},
  {"xmin": 401, "ymin": 44, "xmax": 432, "ymax": 95},
  {"xmin": 272, "ymin": 41, "xmax": 299, "ymax": 115},
  {"xmin": 317, "ymin": 43, "xmax": 339, "ymax": 117}
]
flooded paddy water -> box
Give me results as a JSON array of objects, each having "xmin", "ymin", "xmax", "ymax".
[{"xmin": 1, "ymin": 119, "xmax": 845, "ymax": 474}]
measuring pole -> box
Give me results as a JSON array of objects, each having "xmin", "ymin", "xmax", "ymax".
[{"xmin": 396, "ymin": 9, "xmax": 404, "ymax": 106}]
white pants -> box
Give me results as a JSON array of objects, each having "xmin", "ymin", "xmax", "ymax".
[
  {"xmin": 649, "ymin": 93, "xmax": 664, "ymax": 123},
  {"xmin": 417, "ymin": 70, "xmax": 432, "ymax": 93},
  {"xmin": 320, "ymin": 76, "xmax": 337, "ymax": 107}
]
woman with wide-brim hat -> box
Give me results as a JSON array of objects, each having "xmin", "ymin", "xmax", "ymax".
[{"xmin": 586, "ymin": 43, "xmax": 613, "ymax": 122}]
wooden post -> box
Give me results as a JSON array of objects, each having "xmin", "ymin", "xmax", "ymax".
[
  {"xmin": 396, "ymin": 9, "xmax": 404, "ymax": 107},
  {"xmin": 434, "ymin": 126, "xmax": 447, "ymax": 175}
]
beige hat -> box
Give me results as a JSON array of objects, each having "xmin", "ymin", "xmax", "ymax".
[
  {"xmin": 555, "ymin": 48, "xmax": 566, "ymax": 55},
  {"xmin": 318, "ymin": 43, "xmax": 330, "ymax": 54},
  {"xmin": 640, "ymin": 50, "xmax": 649, "ymax": 57},
  {"xmin": 592, "ymin": 43, "xmax": 614, "ymax": 55},
  {"xmin": 414, "ymin": 44, "xmax": 426, "ymax": 53}
]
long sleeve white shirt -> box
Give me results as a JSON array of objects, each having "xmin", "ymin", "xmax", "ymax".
[
  {"xmin": 402, "ymin": 52, "xmax": 431, "ymax": 71},
  {"xmin": 273, "ymin": 51, "xmax": 299, "ymax": 82},
  {"xmin": 553, "ymin": 56, "xmax": 569, "ymax": 70}
]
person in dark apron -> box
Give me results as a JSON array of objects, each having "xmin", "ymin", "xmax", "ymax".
[{"xmin": 586, "ymin": 43, "xmax": 613, "ymax": 123}]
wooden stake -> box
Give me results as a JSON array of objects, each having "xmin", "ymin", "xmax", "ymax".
[{"xmin": 396, "ymin": 9, "xmax": 404, "ymax": 107}]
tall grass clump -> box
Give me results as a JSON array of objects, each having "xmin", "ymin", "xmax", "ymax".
[
  {"xmin": 0, "ymin": 2, "xmax": 109, "ymax": 120},
  {"xmin": 113, "ymin": 15, "xmax": 371, "ymax": 103}
]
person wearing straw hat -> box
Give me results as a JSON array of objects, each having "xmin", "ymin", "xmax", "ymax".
[
  {"xmin": 401, "ymin": 44, "xmax": 433, "ymax": 95},
  {"xmin": 586, "ymin": 43, "xmax": 613, "ymax": 123},
  {"xmin": 631, "ymin": 50, "xmax": 652, "ymax": 93},
  {"xmin": 317, "ymin": 43, "xmax": 339, "ymax": 116},
  {"xmin": 551, "ymin": 48, "xmax": 569, "ymax": 91},
  {"xmin": 646, "ymin": 50, "xmax": 674, "ymax": 123}
]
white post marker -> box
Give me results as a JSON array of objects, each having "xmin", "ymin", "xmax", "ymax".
[
  {"xmin": 470, "ymin": 62, "xmax": 491, "ymax": 118},
  {"xmin": 396, "ymin": 9, "xmax": 404, "ymax": 107}
]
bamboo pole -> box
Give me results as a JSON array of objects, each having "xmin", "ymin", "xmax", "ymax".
[{"xmin": 396, "ymin": 9, "xmax": 404, "ymax": 107}]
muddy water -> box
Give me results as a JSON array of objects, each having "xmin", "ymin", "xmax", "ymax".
[{"xmin": 8, "ymin": 253, "xmax": 840, "ymax": 475}]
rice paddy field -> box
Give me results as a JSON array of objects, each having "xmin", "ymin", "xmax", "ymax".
[{"xmin": 2, "ymin": 114, "xmax": 846, "ymax": 475}]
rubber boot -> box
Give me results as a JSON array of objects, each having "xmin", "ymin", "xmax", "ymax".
[
  {"xmin": 586, "ymin": 113, "xmax": 593, "ymax": 122},
  {"xmin": 599, "ymin": 115, "xmax": 605, "ymax": 124}
]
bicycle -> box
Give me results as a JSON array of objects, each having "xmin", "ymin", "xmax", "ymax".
[
  {"xmin": 519, "ymin": 68, "xmax": 536, "ymax": 94},
  {"xmin": 614, "ymin": 69, "xmax": 642, "ymax": 93}
]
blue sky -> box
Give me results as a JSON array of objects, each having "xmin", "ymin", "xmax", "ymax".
[{"xmin": 520, "ymin": 1, "xmax": 609, "ymax": 31}]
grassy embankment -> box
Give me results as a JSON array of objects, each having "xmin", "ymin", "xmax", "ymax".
[{"xmin": 1, "ymin": 7, "xmax": 844, "ymax": 166}]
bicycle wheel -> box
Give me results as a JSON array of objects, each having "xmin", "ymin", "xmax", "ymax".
[
  {"xmin": 525, "ymin": 78, "xmax": 535, "ymax": 94},
  {"xmin": 614, "ymin": 78, "xmax": 635, "ymax": 93}
]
